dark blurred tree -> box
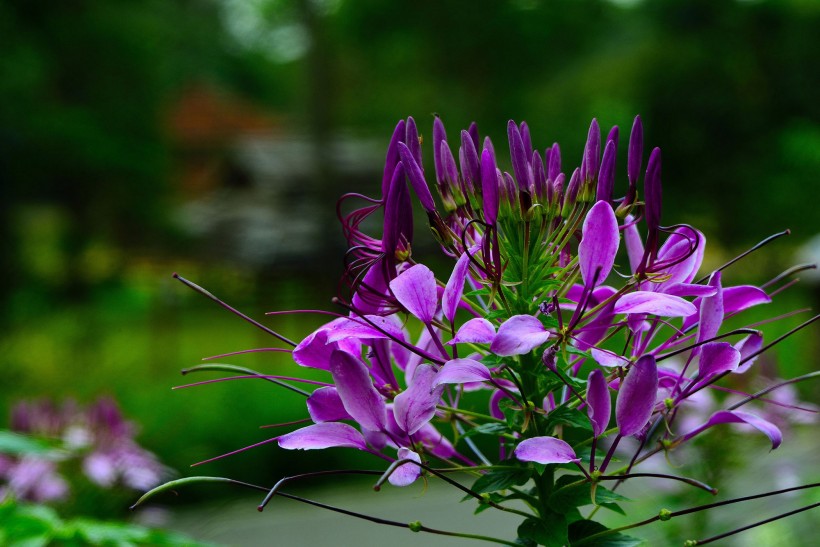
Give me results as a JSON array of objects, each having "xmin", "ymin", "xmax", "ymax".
[{"xmin": 0, "ymin": 0, "xmax": 266, "ymax": 308}]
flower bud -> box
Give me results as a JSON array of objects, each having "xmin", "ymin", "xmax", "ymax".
[
  {"xmin": 561, "ymin": 168, "xmax": 581, "ymax": 218},
  {"xmin": 459, "ymin": 129, "xmax": 480, "ymax": 196},
  {"xmin": 405, "ymin": 116, "xmax": 422, "ymax": 167},
  {"xmin": 507, "ymin": 120, "xmax": 532, "ymax": 192},
  {"xmin": 596, "ymin": 139, "xmax": 617, "ymax": 204},
  {"xmin": 644, "ymin": 147, "xmax": 662, "ymax": 232},
  {"xmin": 433, "ymin": 116, "xmax": 448, "ymax": 185},
  {"xmin": 480, "ymin": 147, "xmax": 499, "ymax": 226},
  {"xmin": 382, "ymin": 119, "xmax": 406, "ymax": 198},
  {"xmin": 547, "ymin": 142, "xmax": 561, "ymax": 182}
]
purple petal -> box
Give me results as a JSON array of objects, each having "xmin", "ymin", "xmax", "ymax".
[
  {"xmin": 398, "ymin": 142, "xmax": 435, "ymax": 212},
  {"xmin": 698, "ymin": 272, "xmax": 724, "ymax": 343},
  {"xmin": 664, "ymin": 283, "xmax": 717, "ymax": 298},
  {"xmin": 460, "ymin": 130, "xmax": 480, "ymax": 192},
  {"xmin": 579, "ymin": 200, "xmax": 619, "ymax": 287},
  {"xmin": 508, "ymin": 120, "xmax": 531, "ymax": 191},
  {"xmin": 596, "ymin": 140, "xmax": 616, "ymax": 203},
  {"xmin": 627, "ymin": 115, "xmax": 643, "ymax": 184},
  {"xmin": 723, "ymin": 285, "xmax": 772, "ymax": 314},
  {"xmin": 697, "ymin": 342, "xmax": 741, "ymax": 380},
  {"xmin": 433, "ymin": 358, "xmax": 492, "ymax": 387},
  {"xmin": 581, "ymin": 119, "xmax": 601, "ymax": 182},
  {"xmin": 389, "ymin": 264, "xmax": 438, "ymax": 324},
  {"xmin": 382, "ymin": 162, "xmax": 412, "ymax": 256},
  {"xmin": 405, "ymin": 116, "xmax": 422, "ymax": 167},
  {"xmin": 490, "ymin": 315, "xmax": 551, "ymax": 356},
  {"xmin": 657, "ymin": 227, "xmax": 705, "ymax": 285},
  {"xmin": 514, "ymin": 436, "xmax": 579, "ymax": 464},
  {"xmin": 292, "ymin": 320, "xmax": 349, "ymax": 370},
  {"xmin": 326, "ymin": 315, "xmax": 406, "ymax": 343},
  {"xmin": 442, "ymin": 253, "xmax": 471, "ymax": 324},
  {"xmin": 623, "ymin": 215, "xmax": 645, "ymax": 275},
  {"xmin": 388, "ymin": 447, "xmax": 422, "ymax": 487},
  {"xmin": 616, "ymin": 355, "xmax": 658, "ymax": 437},
  {"xmin": 381, "ymin": 120, "xmax": 406, "ymax": 198},
  {"xmin": 433, "ymin": 117, "xmax": 448, "ymax": 184},
  {"xmin": 393, "ymin": 364, "xmax": 445, "ymax": 435},
  {"xmin": 449, "ymin": 318, "xmax": 496, "ymax": 345},
  {"xmin": 614, "ymin": 291, "xmax": 696, "ymax": 317},
  {"xmin": 480, "ymin": 147, "xmax": 499, "ymax": 225},
  {"xmin": 330, "ymin": 350, "xmax": 387, "ymax": 432},
  {"xmin": 591, "ymin": 348, "xmax": 629, "ymax": 368},
  {"xmin": 682, "ymin": 410, "xmax": 782, "ymax": 449},
  {"xmin": 587, "ymin": 369, "xmax": 611, "ymax": 437},
  {"xmin": 734, "ymin": 332, "xmax": 764, "ymax": 374},
  {"xmin": 644, "ymin": 147, "xmax": 662, "ymax": 230},
  {"xmin": 307, "ymin": 387, "xmax": 352, "ymax": 423},
  {"xmin": 278, "ymin": 422, "xmax": 367, "ymax": 451},
  {"xmin": 547, "ymin": 142, "xmax": 561, "ymax": 181}
]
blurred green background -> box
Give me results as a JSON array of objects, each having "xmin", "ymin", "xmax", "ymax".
[{"xmin": 1, "ymin": 0, "xmax": 818, "ymax": 544}]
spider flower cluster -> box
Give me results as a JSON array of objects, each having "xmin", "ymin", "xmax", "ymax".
[{"xmin": 161, "ymin": 116, "xmax": 818, "ymax": 546}]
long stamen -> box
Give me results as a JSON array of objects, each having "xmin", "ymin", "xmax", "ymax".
[{"xmin": 173, "ymin": 274, "xmax": 297, "ymax": 347}]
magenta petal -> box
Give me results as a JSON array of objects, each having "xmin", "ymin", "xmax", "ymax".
[
  {"xmin": 578, "ymin": 200, "xmax": 619, "ymax": 287},
  {"xmin": 683, "ymin": 410, "xmax": 782, "ymax": 449},
  {"xmin": 514, "ymin": 436, "xmax": 579, "ymax": 464},
  {"xmin": 442, "ymin": 253, "xmax": 471, "ymax": 324},
  {"xmin": 591, "ymin": 348, "xmax": 629, "ymax": 368},
  {"xmin": 664, "ymin": 283, "xmax": 717, "ymax": 298},
  {"xmin": 292, "ymin": 327, "xmax": 337, "ymax": 371},
  {"xmin": 449, "ymin": 318, "xmax": 496, "ymax": 345},
  {"xmin": 698, "ymin": 342, "xmax": 740, "ymax": 380},
  {"xmin": 388, "ymin": 447, "xmax": 422, "ymax": 487},
  {"xmin": 490, "ymin": 315, "xmax": 551, "ymax": 356},
  {"xmin": 615, "ymin": 355, "xmax": 658, "ymax": 437},
  {"xmin": 433, "ymin": 358, "xmax": 492, "ymax": 387},
  {"xmin": 586, "ymin": 369, "xmax": 611, "ymax": 437},
  {"xmin": 306, "ymin": 387, "xmax": 352, "ymax": 423},
  {"xmin": 329, "ymin": 350, "xmax": 387, "ymax": 432},
  {"xmin": 326, "ymin": 315, "xmax": 406, "ymax": 343},
  {"xmin": 389, "ymin": 264, "xmax": 438, "ymax": 324},
  {"xmin": 734, "ymin": 332, "xmax": 764, "ymax": 374},
  {"xmin": 614, "ymin": 291, "xmax": 696, "ymax": 317},
  {"xmin": 722, "ymin": 285, "xmax": 772, "ymax": 314},
  {"xmin": 278, "ymin": 422, "xmax": 367, "ymax": 451},
  {"xmin": 393, "ymin": 364, "xmax": 445, "ymax": 435},
  {"xmin": 623, "ymin": 215, "xmax": 644, "ymax": 275},
  {"xmin": 698, "ymin": 272, "xmax": 724, "ymax": 343}
]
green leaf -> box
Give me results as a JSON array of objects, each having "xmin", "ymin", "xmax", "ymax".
[
  {"xmin": 517, "ymin": 514, "xmax": 568, "ymax": 547},
  {"xmin": 545, "ymin": 407, "xmax": 593, "ymax": 431},
  {"xmin": 130, "ymin": 476, "xmax": 241, "ymax": 509},
  {"xmin": 568, "ymin": 520, "xmax": 645, "ymax": 546},
  {"xmin": 549, "ymin": 476, "xmax": 631, "ymax": 514},
  {"xmin": 471, "ymin": 466, "xmax": 532, "ymax": 494},
  {"xmin": 0, "ymin": 431, "xmax": 57, "ymax": 457},
  {"xmin": 461, "ymin": 422, "xmax": 512, "ymax": 438},
  {"xmin": 566, "ymin": 346, "xmax": 593, "ymax": 359}
]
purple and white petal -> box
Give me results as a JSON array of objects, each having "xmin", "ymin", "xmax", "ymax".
[
  {"xmin": 490, "ymin": 315, "xmax": 551, "ymax": 356},
  {"xmin": 723, "ymin": 285, "xmax": 772, "ymax": 314},
  {"xmin": 442, "ymin": 252, "xmax": 471, "ymax": 324},
  {"xmin": 389, "ymin": 264, "xmax": 438, "ymax": 324},
  {"xmin": 278, "ymin": 422, "xmax": 368, "ymax": 451},
  {"xmin": 697, "ymin": 342, "xmax": 741, "ymax": 380},
  {"xmin": 393, "ymin": 365, "xmax": 445, "ymax": 435},
  {"xmin": 682, "ymin": 410, "xmax": 782, "ymax": 449},
  {"xmin": 615, "ymin": 355, "xmax": 659, "ymax": 437},
  {"xmin": 514, "ymin": 436, "xmax": 579, "ymax": 464},
  {"xmin": 591, "ymin": 348, "xmax": 629, "ymax": 368},
  {"xmin": 623, "ymin": 215, "xmax": 645, "ymax": 275},
  {"xmin": 733, "ymin": 332, "xmax": 764, "ymax": 374},
  {"xmin": 614, "ymin": 291, "xmax": 697, "ymax": 318},
  {"xmin": 698, "ymin": 272, "xmax": 724, "ymax": 343},
  {"xmin": 388, "ymin": 447, "xmax": 422, "ymax": 487},
  {"xmin": 586, "ymin": 369, "xmax": 611, "ymax": 437},
  {"xmin": 330, "ymin": 350, "xmax": 387, "ymax": 432},
  {"xmin": 449, "ymin": 318, "xmax": 496, "ymax": 345},
  {"xmin": 433, "ymin": 358, "xmax": 492, "ymax": 387},
  {"xmin": 326, "ymin": 315, "xmax": 406, "ymax": 343},
  {"xmin": 663, "ymin": 283, "xmax": 718, "ymax": 298},
  {"xmin": 578, "ymin": 200, "xmax": 619, "ymax": 287},
  {"xmin": 306, "ymin": 387, "xmax": 352, "ymax": 423}
]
